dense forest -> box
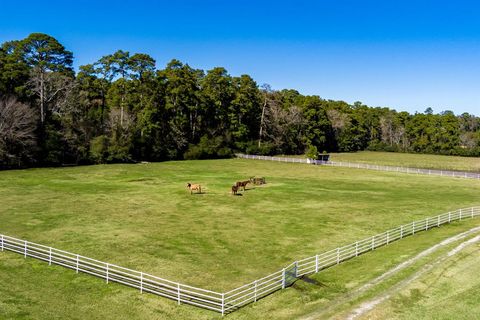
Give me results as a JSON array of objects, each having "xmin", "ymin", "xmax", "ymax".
[{"xmin": 1, "ymin": 33, "xmax": 479, "ymax": 168}]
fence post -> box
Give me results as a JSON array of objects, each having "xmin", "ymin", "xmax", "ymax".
[
  {"xmin": 254, "ymin": 280, "xmax": 258, "ymax": 302},
  {"xmin": 140, "ymin": 272, "xmax": 143, "ymax": 294},
  {"xmin": 337, "ymin": 248, "xmax": 340, "ymax": 263},
  {"xmin": 177, "ymin": 283, "xmax": 181, "ymax": 305},
  {"xmin": 221, "ymin": 293, "xmax": 225, "ymax": 316},
  {"xmin": 106, "ymin": 263, "xmax": 109, "ymax": 283},
  {"xmin": 400, "ymin": 225, "xmax": 403, "ymax": 239},
  {"xmin": 437, "ymin": 216, "xmax": 440, "ymax": 227},
  {"xmin": 24, "ymin": 240, "xmax": 27, "ymax": 258},
  {"xmin": 1, "ymin": 235, "xmax": 3, "ymax": 251},
  {"xmin": 386, "ymin": 231, "xmax": 389, "ymax": 244},
  {"xmin": 294, "ymin": 261, "xmax": 298, "ymax": 277},
  {"xmin": 371, "ymin": 236, "xmax": 375, "ymax": 250},
  {"xmin": 460, "ymin": 208, "xmax": 462, "ymax": 221},
  {"xmin": 448, "ymin": 212, "xmax": 451, "ymax": 223},
  {"xmin": 413, "ymin": 221, "xmax": 415, "ymax": 235},
  {"xmin": 355, "ymin": 242, "xmax": 358, "ymax": 257},
  {"xmin": 425, "ymin": 218, "xmax": 428, "ymax": 231},
  {"xmin": 49, "ymin": 247, "xmax": 52, "ymax": 265},
  {"xmin": 282, "ymin": 268, "xmax": 286, "ymax": 289},
  {"xmin": 472, "ymin": 207, "xmax": 474, "ymax": 218},
  {"xmin": 315, "ymin": 254, "xmax": 319, "ymax": 273},
  {"xmin": 76, "ymin": 254, "xmax": 79, "ymax": 273}
]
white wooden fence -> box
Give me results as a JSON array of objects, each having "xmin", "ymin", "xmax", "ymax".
[
  {"xmin": 236, "ymin": 154, "xmax": 480, "ymax": 179},
  {"xmin": 0, "ymin": 235, "xmax": 224, "ymax": 313},
  {"xmin": 222, "ymin": 206, "xmax": 480, "ymax": 312},
  {"xmin": 2, "ymin": 207, "xmax": 479, "ymax": 315}
]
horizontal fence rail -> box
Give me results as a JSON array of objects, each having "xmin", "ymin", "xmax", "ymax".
[
  {"xmin": 236, "ymin": 154, "xmax": 480, "ymax": 179},
  {"xmin": 1, "ymin": 206, "xmax": 480, "ymax": 315},
  {"xmin": 0, "ymin": 235, "xmax": 224, "ymax": 314},
  {"xmin": 222, "ymin": 206, "xmax": 480, "ymax": 310}
]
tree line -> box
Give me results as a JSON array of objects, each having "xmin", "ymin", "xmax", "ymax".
[{"xmin": 1, "ymin": 33, "xmax": 479, "ymax": 168}]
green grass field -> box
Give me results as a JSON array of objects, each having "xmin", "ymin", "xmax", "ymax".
[
  {"xmin": 277, "ymin": 151, "xmax": 480, "ymax": 172},
  {"xmin": 1, "ymin": 156, "xmax": 480, "ymax": 319},
  {"xmin": 353, "ymin": 235, "xmax": 480, "ymax": 320},
  {"xmin": 330, "ymin": 151, "xmax": 480, "ymax": 172}
]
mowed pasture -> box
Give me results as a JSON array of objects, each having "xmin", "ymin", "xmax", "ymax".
[
  {"xmin": 0, "ymin": 157, "xmax": 480, "ymax": 319},
  {"xmin": 277, "ymin": 151, "xmax": 480, "ymax": 172},
  {"xmin": 330, "ymin": 151, "xmax": 480, "ymax": 172},
  {"xmin": 353, "ymin": 236, "xmax": 480, "ymax": 320}
]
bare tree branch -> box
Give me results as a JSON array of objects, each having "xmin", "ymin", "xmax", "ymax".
[{"xmin": 0, "ymin": 96, "xmax": 37, "ymax": 165}]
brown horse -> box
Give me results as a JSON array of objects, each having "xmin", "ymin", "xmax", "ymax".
[
  {"xmin": 231, "ymin": 185, "xmax": 239, "ymax": 195},
  {"xmin": 187, "ymin": 183, "xmax": 201, "ymax": 194},
  {"xmin": 249, "ymin": 177, "xmax": 266, "ymax": 185},
  {"xmin": 235, "ymin": 180, "xmax": 250, "ymax": 191}
]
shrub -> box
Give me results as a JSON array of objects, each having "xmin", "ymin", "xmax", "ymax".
[
  {"xmin": 305, "ymin": 144, "xmax": 318, "ymax": 160},
  {"xmin": 184, "ymin": 136, "xmax": 233, "ymax": 160},
  {"xmin": 245, "ymin": 141, "xmax": 276, "ymax": 156},
  {"xmin": 89, "ymin": 135, "xmax": 108, "ymax": 163}
]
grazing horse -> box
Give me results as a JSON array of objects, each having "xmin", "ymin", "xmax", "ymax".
[
  {"xmin": 236, "ymin": 180, "xmax": 250, "ymax": 191},
  {"xmin": 249, "ymin": 177, "xmax": 266, "ymax": 185},
  {"xmin": 187, "ymin": 183, "xmax": 201, "ymax": 194},
  {"xmin": 231, "ymin": 185, "xmax": 239, "ymax": 195}
]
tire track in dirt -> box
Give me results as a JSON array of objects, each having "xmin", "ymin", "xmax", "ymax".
[{"xmin": 300, "ymin": 226, "xmax": 480, "ymax": 320}]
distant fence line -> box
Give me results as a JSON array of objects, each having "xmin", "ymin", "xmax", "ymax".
[
  {"xmin": 2, "ymin": 207, "xmax": 479, "ymax": 315},
  {"xmin": 235, "ymin": 154, "xmax": 480, "ymax": 179}
]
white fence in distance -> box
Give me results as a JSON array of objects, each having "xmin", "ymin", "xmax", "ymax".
[
  {"xmin": 2, "ymin": 207, "xmax": 479, "ymax": 315},
  {"xmin": 235, "ymin": 154, "xmax": 480, "ymax": 179}
]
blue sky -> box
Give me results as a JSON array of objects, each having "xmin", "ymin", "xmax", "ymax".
[{"xmin": 1, "ymin": 0, "xmax": 480, "ymax": 115}]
